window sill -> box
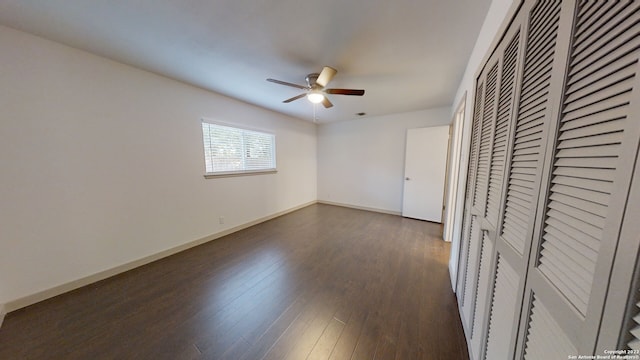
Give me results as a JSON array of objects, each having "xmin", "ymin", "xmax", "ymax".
[{"xmin": 204, "ymin": 169, "xmax": 277, "ymax": 179}]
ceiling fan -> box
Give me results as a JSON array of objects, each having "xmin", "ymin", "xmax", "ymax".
[{"xmin": 267, "ymin": 66, "xmax": 365, "ymax": 108}]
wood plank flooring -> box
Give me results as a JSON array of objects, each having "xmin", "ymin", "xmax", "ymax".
[{"xmin": 0, "ymin": 204, "xmax": 468, "ymax": 359}]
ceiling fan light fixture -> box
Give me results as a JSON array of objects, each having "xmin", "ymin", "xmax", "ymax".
[
  {"xmin": 268, "ymin": 67, "xmax": 364, "ymax": 110},
  {"xmin": 307, "ymin": 92, "xmax": 325, "ymax": 104}
]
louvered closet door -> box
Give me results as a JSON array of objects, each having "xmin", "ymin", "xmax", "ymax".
[
  {"xmin": 480, "ymin": 22, "xmax": 525, "ymax": 360},
  {"xmin": 460, "ymin": 60, "xmax": 499, "ymax": 338},
  {"xmin": 466, "ymin": 18, "xmax": 526, "ymax": 360},
  {"xmin": 517, "ymin": 1, "xmax": 640, "ymax": 357},
  {"xmin": 456, "ymin": 0, "xmax": 564, "ymax": 357},
  {"xmin": 484, "ymin": 0, "xmax": 561, "ymax": 359},
  {"xmin": 470, "ymin": 1, "xmax": 561, "ymax": 359},
  {"xmin": 457, "ymin": 81, "xmax": 485, "ymax": 302}
]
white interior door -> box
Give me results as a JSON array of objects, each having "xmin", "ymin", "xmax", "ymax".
[{"xmin": 401, "ymin": 126, "xmax": 449, "ymax": 222}]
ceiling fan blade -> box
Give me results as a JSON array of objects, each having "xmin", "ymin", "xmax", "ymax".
[
  {"xmin": 267, "ymin": 78, "xmax": 309, "ymax": 90},
  {"xmin": 283, "ymin": 93, "xmax": 307, "ymax": 103},
  {"xmin": 322, "ymin": 97, "xmax": 334, "ymax": 108},
  {"xmin": 316, "ymin": 66, "xmax": 337, "ymax": 87},
  {"xmin": 325, "ymin": 89, "xmax": 365, "ymax": 96}
]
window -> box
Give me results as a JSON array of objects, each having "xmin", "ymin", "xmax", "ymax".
[{"xmin": 201, "ymin": 121, "xmax": 276, "ymax": 177}]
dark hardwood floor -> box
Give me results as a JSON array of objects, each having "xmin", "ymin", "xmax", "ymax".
[{"xmin": 0, "ymin": 204, "xmax": 468, "ymax": 359}]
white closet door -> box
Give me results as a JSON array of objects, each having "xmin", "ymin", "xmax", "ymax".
[
  {"xmin": 482, "ymin": 24, "xmax": 525, "ymax": 360},
  {"xmin": 458, "ymin": 0, "xmax": 640, "ymax": 358},
  {"xmin": 459, "ymin": 79, "xmax": 487, "ymax": 332},
  {"xmin": 517, "ymin": 0, "xmax": 640, "ymax": 357},
  {"xmin": 486, "ymin": 1, "xmax": 569, "ymax": 359},
  {"xmin": 460, "ymin": 60, "xmax": 499, "ymax": 349},
  {"xmin": 456, "ymin": 81, "xmax": 485, "ymax": 302},
  {"xmin": 461, "ymin": 0, "xmax": 568, "ymax": 358},
  {"xmin": 457, "ymin": 2, "xmax": 549, "ymax": 358}
]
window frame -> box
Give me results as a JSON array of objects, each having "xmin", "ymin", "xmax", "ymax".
[{"xmin": 201, "ymin": 119, "xmax": 277, "ymax": 178}]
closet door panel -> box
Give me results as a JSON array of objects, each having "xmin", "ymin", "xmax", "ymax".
[
  {"xmin": 461, "ymin": 60, "xmax": 499, "ymax": 339},
  {"xmin": 456, "ymin": 82, "xmax": 485, "ymax": 302},
  {"xmin": 522, "ymin": 295, "xmax": 578, "ymax": 359},
  {"xmin": 462, "ymin": 216, "xmax": 483, "ymax": 330},
  {"xmin": 481, "ymin": 24, "xmax": 525, "ymax": 360},
  {"xmin": 500, "ymin": 0, "xmax": 563, "ymax": 259},
  {"xmin": 484, "ymin": 254, "xmax": 519, "ymax": 360},
  {"xmin": 485, "ymin": 30, "xmax": 521, "ymax": 233},
  {"xmin": 487, "ymin": 0, "xmax": 569, "ymax": 358},
  {"xmin": 470, "ymin": 233, "xmax": 493, "ymax": 357}
]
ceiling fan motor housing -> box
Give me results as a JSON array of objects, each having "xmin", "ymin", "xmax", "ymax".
[{"xmin": 305, "ymin": 73, "xmax": 320, "ymax": 88}]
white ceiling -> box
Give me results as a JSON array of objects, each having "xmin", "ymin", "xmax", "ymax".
[{"xmin": 0, "ymin": 0, "xmax": 492, "ymax": 123}]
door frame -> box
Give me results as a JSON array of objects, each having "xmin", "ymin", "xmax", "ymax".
[
  {"xmin": 445, "ymin": 94, "xmax": 467, "ymax": 290},
  {"xmin": 443, "ymin": 96, "xmax": 466, "ymax": 241}
]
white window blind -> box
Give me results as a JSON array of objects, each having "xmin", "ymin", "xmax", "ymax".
[{"xmin": 202, "ymin": 121, "xmax": 276, "ymax": 175}]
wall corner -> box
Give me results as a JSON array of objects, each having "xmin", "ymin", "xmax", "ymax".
[{"xmin": 0, "ymin": 303, "xmax": 6, "ymax": 328}]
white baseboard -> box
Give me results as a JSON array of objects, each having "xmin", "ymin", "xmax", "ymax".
[
  {"xmin": 449, "ymin": 260, "xmax": 458, "ymax": 292},
  {"xmin": 3, "ymin": 201, "xmax": 317, "ymax": 314},
  {"xmin": 317, "ymin": 200, "xmax": 402, "ymax": 216}
]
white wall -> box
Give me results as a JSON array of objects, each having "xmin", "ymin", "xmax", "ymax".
[
  {"xmin": 0, "ymin": 26, "xmax": 317, "ymax": 308},
  {"xmin": 317, "ymin": 108, "xmax": 451, "ymax": 214},
  {"xmin": 447, "ymin": 0, "xmax": 517, "ymax": 289}
]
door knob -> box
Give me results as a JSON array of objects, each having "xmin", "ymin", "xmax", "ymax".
[{"xmin": 405, "ymin": 177, "xmax": 411, "ymax": 180}]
